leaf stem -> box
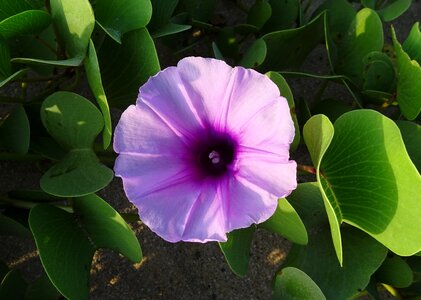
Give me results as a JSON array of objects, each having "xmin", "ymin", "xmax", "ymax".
[{"xmin": 297, "ymin": 164, "xmax": 317, "ymax": 175}]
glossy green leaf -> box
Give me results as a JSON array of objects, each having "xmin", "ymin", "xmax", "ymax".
[
  {"xmin": 303, "ymin": 114, "xmax": 342, "ymax": 264},
  {"xmin": 320, "ymin": 110, "xmax": 421, "ymax": 256},
  {"xmin": 151, "ymin": 22, "xmax": 191, "ymax": 38},
  {"xmin": 266, "ymin": 71, "xmax": 300, "ymax": 151},
  {"xmin": 261, "ymin": 0, "xmax": 299, "ymax": 32},
  {"xmin": 40, "ymin": 149, "xmax": 113, "ymax": 197},
  {"xmin": 0, "ymin": 104, "xmax": 30, "ymax": 154},
  {"xmin": 260, "ymin": 198, "xmax": 307, "ymax": 245},
  {"xmin": 0, "ymin": 269, "xmax": 27, "ymax": 300},
  {"xmin": 260, "ymin": 11, "xmax": 325, "ymax": 71},
  {"xmin": 95, "ymin": 0, "xmax": 152, "ymax": 44},
  {"xmin": 403, "ymin": 22, "xmax": 421, "ymax": 65},
  {"xmin": 377, "ymin": 0, "xmax": 411, "ymax": 22},
  {"xmin": 375, "ymin": 254, "xmax": 413, "ymax": 288},
  {"xmin": 183, "ymin": 0, "xmax": 216, "ymax": 22},
  {"xmin": 73, "ymin": 194, "xmax": 142, "ymax": 263},
  {"xmin": 84, "ymin": 40, "xmax": 111, "ymax": 149},
  {"xmin": 98, "ymin": 28, "xmax": 160, "ymax": 107},
  {"xmin": 396, "ymin": 121, "xmax": 421, "ymax": 172},
  {"xmin": 0, "ymin": 213, "xmax": 31, "ymax": 237},
  {"xmin": 284, "ymin": 183, "xmax": 388, "ymax": 300},
  {"xmin": 240, "ymin": 38, "xmax": 266, "ymax": 69},
  {"xmin": 219, "ymin": 226, "xmax": 255, "ymax": 277},
  {"xmin": 29, "ymin": 196, "xmax": 141, "ymax": 300},
  {"xmin": 334, "ymin": 8, "xmax": 383, "ymax": 86},
  {"xmin": 274, "ymin": 267, "xmax": 326, "ymax": 300},
  {"xmin": 247, "ymin": 0, "xmax": 271, "ymax": 29},
  {"xmin": 0, "ymin": 10, "xmax": 51, "ymax": 39},
  {"xmin": 392, "ymin": 26, "xmax": 421, "ymax": 120},
  {"xmin": 40, "ymin": 92, "xmax": 113, "ymax": 196},
  {"xmin": 41, "ymin": 92, "xmax": 103, "ymax": 149},
  {"xmin": 148, "ymin": 0, "xmax": 179, "ymax": 31}
]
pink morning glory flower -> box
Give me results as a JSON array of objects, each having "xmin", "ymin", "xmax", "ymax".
[{"xmin": 113, "ymin": 57, "xmax": 297, "ymax": 243}]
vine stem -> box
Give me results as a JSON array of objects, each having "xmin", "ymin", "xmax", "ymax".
[{"xmin": 297, "ymin": 164, "xmax": 317, "ymax": 175}]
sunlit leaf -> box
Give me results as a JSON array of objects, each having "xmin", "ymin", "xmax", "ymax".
[
  {"xmin": 260, "ymin": 198, "xmax": 307, "ymax": 245},
  {"xmin": 84, "ymin": 40, "xmax": 111, "ymax": 149},
  {"xmin": 274, "ymin": 267, "xmax": 326, "ymax": 300},
  {"xmin": 392, "ymin": 26, "xmax": 421, "ymax": 120},
  {"xmin": 219, "ymin": 226, "xmax": 255, "ymax": 277},
  {"xmin": 403, "ymin": 22, "xmax": 421, "ymax": 65},
  {"xmin": 94, "ymin": 0, "xmax": 152, "ymax": 43}
]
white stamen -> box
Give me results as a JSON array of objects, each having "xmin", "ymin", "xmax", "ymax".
[{"xmin": 209, "ymin": 151, "xmax": 221, "ymax": 164}]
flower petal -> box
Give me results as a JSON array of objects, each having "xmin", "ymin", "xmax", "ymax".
[
  {"xmin": 235, "ymin": 152, "xmax": 297, "ymax": 198},
  {"xmin": 221, "ymin": 176, "xmax": 278, "ymax": 231},
  {"xmin": 113, "ymin": 104, "xmax": 186, "ymax": 155}
]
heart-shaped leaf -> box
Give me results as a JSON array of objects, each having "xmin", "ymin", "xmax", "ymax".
[
  {"xmin": 84, "ymin": 40, "xmax": 111, "ymax": 149},
  {"xmin": 29, "ymin": 194, "xmax": 141, "ymax": 300},
  {"xmin": 260, "ymin": 11, "xmax": 325, "ymax": 71},
  {"xmin": 283, "ymin": 183, "xmax": 388, "ymax": 300},
  {"xmin": 40, "ymin": 92, "xmax": 113, "ymax": 196},
  {"xmin": 392, "ymin": 25, "xmax": 421, "ymax": 120},
  {"xmin": 98, "ymin": 28, "xmax": 160, "ymax": 107},
  {"xmin": 315, "ymin": 110, "xmax": 421, "ymax": 257},
  {"xmin": 259, "ymin": 198, "xmax": 308, "ymax": 245},
  {"xmin": 0, "ymin": 10, "xmax": 51, "ymax": 39},
  {"xmin": 219, "ymin": 226, "xmax": 255, "ymax": 277},
  {"xmin": 274, "ymin": 267, "xmax": 326, "ymax": 300},
  {"xmin": 94, "ymin": 0, "xmax": 152, "ymax": 43}
]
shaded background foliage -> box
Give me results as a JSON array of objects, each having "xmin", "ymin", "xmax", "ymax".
[{"xmin": 1, "ymin": 0, "xmax": 421, "ymax": 299}]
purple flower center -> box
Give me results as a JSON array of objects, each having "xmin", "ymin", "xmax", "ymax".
[{"xmin": 195, "ymin": 133, "xmax": 237, "ymax": 177}]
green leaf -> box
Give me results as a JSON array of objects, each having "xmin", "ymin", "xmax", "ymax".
[
  {"xmin": 40, "ymin": 92, "xmax": 113, "ymax": 197},
  {"xmin": 260, "ymin": 11, "xmax": 325, "ymax": 71},
  {"xmin": 40, "ymin": 149, "xmax": 113, "ymax": 197},
  {"xmin": 151, "ymin": 22, "xmax": 191, "ymax": 38},
  {"xmin": 266, "ymin": 71, "xmax": 300, "ymax": 151},
  {"xmin": 247, "ymin": 0, "xmax": 271, "ymax": 29},
  {"xmin": 0, "ymin": 213, "xmax": 31, "ymax": 237},
  {"xmin": 219, "ymin": 226, "xmax": 255, "ymax": 277},
  {"xmin": 73, "ymin": 194, "xmax": 142, "ymax": 263},
  {"xmin": 0, "ymin": 10, "xmax": 51, "ymax": 39},
  {"xmin": 84, "ymin": 40, "xmax": 111, "ymax": 149},
  {"xmin": 392, "ymin": 26, "xmax": 421, "ymax": 120},
  {"xmin": 148, "ymin": 0, "xmax": 179, "ymax": 31},
  {"xmin": 8, "ymin": 189, "xmax": 62, "ymax": 203},
  {"xmin": 0, "ymin": 104, "xmax": 30, "ymax": 154},
  {"xmin": 319, "ymin": 110, "xmax": 421, "ymax": 256},
  {"xmin": 212, "ymin": 41, "xmax": 224, "ymax": 60},
  {"xmin": 240, "ymin": 38, "xmax": 266, "ymax": 69},
  {"xmin": 0, "ymin": 38, "xmax": 11, "ymax": 78},
  {"xmin": 94, "ymin": 0, "xmax": 152, "ymax": 44},
  {"xmin": 274, "ymin": 267, "xmax": 326, "ymax": 300},
  {"xmin": 0, "ymin": 1, "xmax": 34, "ymax": 21},
  {"xmin": 0, "ymin": 269, "xmax": 27, "ymax": 300},
  {"xmin": 403, "ymin": 22, "xmax": 421, "ymax": 65},
  {"xmin": 12, "ymin": 56, "xmax": 84, "ymax": 67},
  {"xmin": 50, "ymin": 0, "xmax": 94, "ymax": 58},
  {"xmin": 303, "ymin": 114, "xmax": 342, "ymax": 264},
  {"xmin": 397, "ymin": 121, "xmax": 421, "ymax": 172},
  {"xmin": 260, "ymin": 198, "xmax": 307, "ymax": 245},
  {"xmin": 98, "ymin": 28, "xmax": 160, "ymax": 107},
  {"xmin": 363, "ymin": 60, "xmax": 395, "ymax": 92},
  {"xmin": 261, "ymin": 0, "xmax": 299, "ymax": 32},
  {"xmin": 377, "ymin": 0, "xmax": 411, "ymax": 22},
  {"xmin": 29, "ymin": 195, "xmax": 141, "ymax": 300},
  {"xmin": 284, "ymin": 183, "xmax": 388, "ymax": 300},
  {"xmin": 375, "ymin": 254, "xmax": 413, "ymax": 288},
  {"xmin": 334, "ymin": 8, "xmax": 383, "ymax": 86}
]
